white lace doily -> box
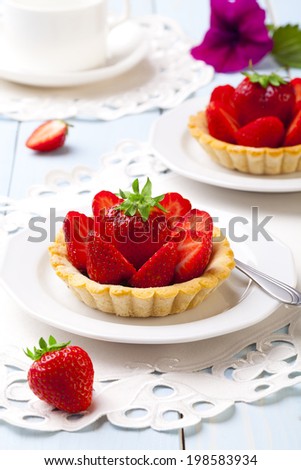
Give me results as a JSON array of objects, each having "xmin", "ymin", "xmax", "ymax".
[
  {"xmin": 0, "ymin": 16, "xmax": 213, "ymax": 121},
  {"xmin": 0, "ymin": 141, "xmax": 300, "ymax": 432},
  {"xmin": 0, "ymin": 306, "xmax": 300, "ymax": 432}
]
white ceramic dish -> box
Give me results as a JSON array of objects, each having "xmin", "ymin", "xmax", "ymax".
[
  {"xmin": 150, "ymin": 97, "xmax": 301, "ymax": 193},
  {"xmin": 0, "ymin": 20, "xmax": 148, "ymax": 87},
  {"xmin": 0, "ymin": 206, "xmax": 296, "ymax": 344}
]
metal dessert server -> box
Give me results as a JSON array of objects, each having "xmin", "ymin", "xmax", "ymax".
[{"xmin": 235, "ymin": 258, "xmax": 301, "ymax": 305}]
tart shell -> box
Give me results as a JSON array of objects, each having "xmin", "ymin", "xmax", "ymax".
[
  {"xmin": 188, "ymin": 111, "xmax": 301, "ymax": 175},
  {"xmin": 49, "ymin": 227, "xmax": 235, "ymax": 318}
]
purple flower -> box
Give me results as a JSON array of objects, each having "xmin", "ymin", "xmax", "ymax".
[{"xmin": 191, "ymin": 0, "xmax": 273, "ymax": 73}]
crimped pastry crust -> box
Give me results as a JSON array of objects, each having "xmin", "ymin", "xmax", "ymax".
[
  {"xmin": 189, "ymin": 111, "xmax": 301, "ymax": 175},
  {"xmin": 49, "ymin": 227, "xmax": 235, "ymax": 318}
]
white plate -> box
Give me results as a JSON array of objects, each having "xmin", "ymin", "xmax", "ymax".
[
  {"xmin": 150, "ymin": 97, "xmax": 301, "ymax": 193},
  {"xmin": 0, "ymin": 20, "xmax": 148, "ymax": 88},
  {"xmin": 0, "ymin": 205, "xmax": 296, "ymax": 344}
]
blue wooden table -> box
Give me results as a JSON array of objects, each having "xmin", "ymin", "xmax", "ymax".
[{"xmin": 0, "ymin": 0, "xmax": 301, "ymax": 451}]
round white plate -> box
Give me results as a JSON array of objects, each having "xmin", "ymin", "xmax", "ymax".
[
  {"xmin": 0, "ymin": 206, "xmax": 296, "ymax": 344},
  {"xmin": 150, "ymin": 97, "xmax": 301, "ymax": 193},
  {"xmin": 0, "ymin": 20, "xmax": 148, "ymax": 88}
]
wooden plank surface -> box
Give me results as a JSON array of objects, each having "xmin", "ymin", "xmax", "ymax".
[{"xmin": 0, "ymin": 0, "xmax": 301, "ymax": 452}]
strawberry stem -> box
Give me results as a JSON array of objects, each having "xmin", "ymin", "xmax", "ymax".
[
  {"xmin": 115, "ymin": 178, "xmax": 168, "ymax": 221},
  {"xmin": 24, "ymin": 336, "xmax": 70, "ymax": 361}
]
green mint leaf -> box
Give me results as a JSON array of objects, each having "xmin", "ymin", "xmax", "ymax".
[{"xmin": 271, "ymin": 24, "xmax": 301, "ymax": 68}]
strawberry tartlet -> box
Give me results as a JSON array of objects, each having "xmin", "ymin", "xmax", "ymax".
[
  {"xmin": 49, "ymin": 179, "xmax": 235, "ymax": 317},
  {"xmin": 188, "ymin": 73, "xmax": 301, "ymax": 175}
]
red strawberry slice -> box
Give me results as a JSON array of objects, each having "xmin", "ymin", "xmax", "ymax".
[
  {"xmin": 206, "ymin": 101, "xmax": 239, "ymax": 144},
  {"xmin": 158, "ymin": 192, "xmax": 191, "ymax": 219},
  {"xmin": 210, "ymin": 85, "xmax": 237, "ymax": 118},
  {"xmin": 129, "ymin": 242, "xmax": 178, "ymax": 288},
  {"xmin": 87, "ymin": 235, "xmax": 136, "ymax": 285},
  {"xmin": 291, "ymin": 78, "xmax": 301, "ymax": 114},
  {"xmin": 63, "ymin": 211, "xmax": 94, "ymax": 272},
  {"xmin": 284, "ymin": 110, "xmax": 301, "ymax": 146},
  {"xmin": 235, "ymin": 116, "xmax": 285, "ymax": 148},
  {"xmin": 92, "ymin": 190, "xmax": 123, "ymax": 218},
  {"xmin": 173, "ymin": 210, "xmax": 213, "ymax": 284},
  {"xmin": 26, "ymin": 120, "xmax": 69, "ymax": 152}
]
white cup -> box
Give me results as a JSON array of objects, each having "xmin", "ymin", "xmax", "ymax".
[{"xmin": 2, "ymin": 0, "xmax": 131, "ymax": 73}]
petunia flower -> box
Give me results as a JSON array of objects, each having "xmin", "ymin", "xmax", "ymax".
[{"xmin": 191, "ymin": 0, "xmax": 273, "ymax": 73}]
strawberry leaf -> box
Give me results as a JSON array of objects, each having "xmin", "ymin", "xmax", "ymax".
[
  {"xmin": 48, "ymin": 335, "xmax": 56, "ymax": 346},
  {"xmin": 141, "ymin": 178, "xmax": 152, "ymax": 197},
  {"xmin": 132, "ymin": 179, "xmax": 139, "ymax": 194},
  {"xmin": 39, "ymin": 338, "xmax": 47, "ymax": 350},
  {"xmin": 242, "ymin": 71, "xmax": 288, "ymax": 88},
  {"xmin": 271, "ymin": 24, "xmax": 301, "ymax": 68},
  {"xmin": 115, "ymin": 178, "xmax": 168, "ymax": 221},
  {"xmin": 24, "ymin": 336, "xmax": 70, "ymax": 361}
]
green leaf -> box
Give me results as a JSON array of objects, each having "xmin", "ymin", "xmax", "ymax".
[
  {"xmin": 114, "ymin": 178, "xmax": 169, "ymax": 220},
  {"xmin": 119, "ymin": 189, "xmax": 127, "ymax": 199},
  {"xmin": 139, "ymin": 205, "xmax": 150, "ymax": 221},
  {"xmin": 141, "ymin": 178, "xmax": 152, "ymax": 197},
  {"xmin": 266, "ymin": 24, "xmax": 277, "ymax": 34},
  {"xmin": 132, "ymin": 179, "xmax": 139, "ymax": 194},
  {"xmin": 39, "ymin": 337, "xmax": 47, "ymax": 350},
  {"xmin": 242, "ymin": 71, "xmax": 288, "ymax": 88},
  {"xmin": 127, "ymin": 205, "xmax": 137, "ymax": 216},
  {"xmin": 24, "ymin": 337, "xmax": 71, "ymax": 361},
  {"xmin": 271, "ymin": 24, "xmax": 301, "ymax": 68},
  {"xmin": 48, "ymin": 335, "xmax": 56, "ymax": 346}
]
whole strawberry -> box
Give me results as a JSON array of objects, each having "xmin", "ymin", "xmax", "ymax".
[
  {"xmin": 233, "ymin": 72, "xmax": 295, "ymax": 126},
  {"xmin": 25, "ymin": 336, "xmax": 94, "ymax": 413}
]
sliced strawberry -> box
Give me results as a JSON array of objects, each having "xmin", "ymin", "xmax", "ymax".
[
  {"xmin": 92, "ymin": 190, "xmax": 123, "ymax": 218},
  {"xmin": 206, "ymin": 101, "xmax": 239, "ymax": 144},
  {"xmin": 170, "ymin": 209, "xmax": 213, "ymax": 242},
  {"xmin": 182, "ymin": 209, "xmax": 213, "ymax": 235},
  {"xmin": 284, "ymin": 110, "xmax": 301, "ymax": 146},
  {"xmin": 129, "ymin": 242, "xmax": 178, "ymax": 288},
  {"xmin": 63, "ymin": 211, "xmax": 94, "ymax": 272},
  {"xmin": 210, "ymin": 85, "xmax": 237, "ymax": 118},
  {"xmin": 173, "ymin": 210, "xmax": 213, "ymax": 284},
  {"xmin": 87, "ymin": 235, "xmax": 136, "ymax": 285},
  {"xmin": 26, "ymin": 120, "xmax": 69, "ymax": 152},
  {"xmin": 235, "ymin": 116, "xmax": 285, "ymax": 148},
  {"xmin": 159, "ymin": 192, "xmax": 191, "ymax": 219},
  {"xmin": 291, "ymin": 78, "xmax": 301, "ymax": 114}
]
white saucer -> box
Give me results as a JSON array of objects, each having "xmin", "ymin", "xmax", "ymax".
[{"xmin": 0, "ymin": 20, "xmax": 148, "ymax": 88}]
